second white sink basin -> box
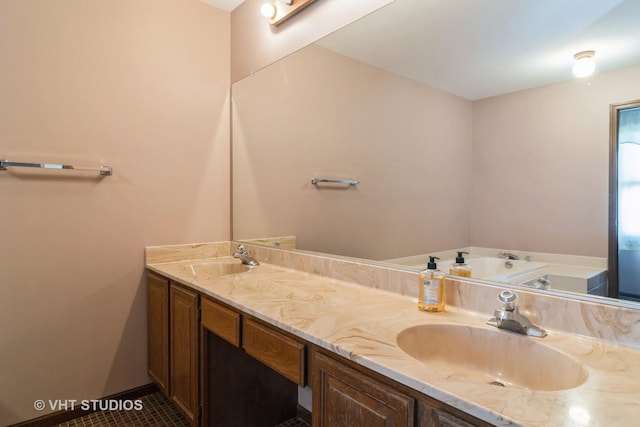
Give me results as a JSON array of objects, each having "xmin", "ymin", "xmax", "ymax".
[
  {"xmin": 396, "ymin": 324, "xmax": 588, "ymax": 391},
  {"xmin": 192, "ymin": 261, "xmax": 249, "ymax": 276}
]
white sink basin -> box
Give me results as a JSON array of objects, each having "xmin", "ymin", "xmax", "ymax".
[{"xmin": 396, "ymin": 324, "xmax": 588, "ymax": 391}]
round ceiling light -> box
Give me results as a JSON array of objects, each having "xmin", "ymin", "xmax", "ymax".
[{"xmin": 572, "ymin": 50, "xmax": 596, "ymax": 78}]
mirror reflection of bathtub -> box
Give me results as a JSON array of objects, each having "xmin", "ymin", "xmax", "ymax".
[{"xmin": 383, "ymin": 248, "xmax": 608, "ymax": 296}]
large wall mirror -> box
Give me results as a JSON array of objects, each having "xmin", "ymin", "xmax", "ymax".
[{"xmin": 232, "ymin": 0, "xmax": 640, "ymax": 306}]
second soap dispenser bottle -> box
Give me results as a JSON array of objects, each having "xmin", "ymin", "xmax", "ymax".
[{"xmin": 449, "ymin": 251, "xmax": 472, "ymax": 278}]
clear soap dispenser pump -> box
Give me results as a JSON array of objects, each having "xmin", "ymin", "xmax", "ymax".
[{"xmin": 418, "ymin": 256, "xmax": 445, "ymax": 312}]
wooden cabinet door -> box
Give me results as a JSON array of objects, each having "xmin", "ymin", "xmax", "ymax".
[
  {"xmin": 313, "ymin": 350, "xmax": 414, "ymax": 427},
  {"xmin": 417, "ymin": 398, "xmax": 489, "ymax": 427},
  {"xmin": 170, "ymin": 283, "xmax": 199, "ymax": 425},
  {"xmin": 418, "ymin": 403, "xmax": 475, "ymax": 427},
  {"xmin": 146, "ymin": 271, "xmax": 169, "ymax": 394}
]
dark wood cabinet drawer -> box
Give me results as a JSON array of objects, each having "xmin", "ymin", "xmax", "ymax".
[
  {"xmin": 242, "ymin": 317, "xmax": 306, "ymax": 386},
  {"xmin": 201, "ymin": 296, "xmax": 241, "ymax": 347}
]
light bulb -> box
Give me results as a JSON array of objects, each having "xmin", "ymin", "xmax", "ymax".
[
  {"xmin": 261, "ymin": 2, "xmax": 276, "ymax": 19},
  {"xmin": 572, "ymin": 51, "xmax": 596, "ymax": 78}
]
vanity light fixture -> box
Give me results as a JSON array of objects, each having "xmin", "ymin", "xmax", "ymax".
[
  {"xmin": 572, "ymin": 50, "xmax": 596, "ymax": 78},
  {"xmin": 261, "ymin": 0, "xmax": 317, "ymax": 26},
  {"xmin": 260, "ymin": 2, "xmax": 277, "ymax": 19}
]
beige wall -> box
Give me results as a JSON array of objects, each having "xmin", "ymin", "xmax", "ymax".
[
  {"xmin": 472, "ymin": 64, "xmax": 640, "ymax": 257},
  {"xmin": 0, "ymin": 0, "xmax": 230, "ymax": 424},
  {"xmin": 230, "ymin": 0, "xmax": 395, "ymax": 82},
  {"xmin": 233, "ymin": 45, "xmax": 473, "ymax": 260},
  {"xmin": 2, "ymin": 0, "xmax": 632, "ymax": 422}
]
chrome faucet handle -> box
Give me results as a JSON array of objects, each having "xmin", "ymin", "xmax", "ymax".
[
  {"xmin": 488, "ymin": 290, "xmax": 547, "ymax": 338},
  {"xmin": 497, "ymin": 290, "xmax": 518, "ymax": 311},
  {"xmin": 233, "ymin": 244, "xmax": 259, "ymax": 266},
  {"xmin": 498, "ymin": 252, "xmax": 519, "ymax": 260},
  {"xmin": 533, "ymin": 277, "xmax": 551, "ymax": 290}
]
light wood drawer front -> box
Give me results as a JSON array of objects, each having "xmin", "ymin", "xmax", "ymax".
[
  {"xmin": 242, "ymin": 318, "xmax": 306, "ymax": 386},
  {"xmin": 201, "ymin": 297, "xmax": 240, "ymax": 347}
]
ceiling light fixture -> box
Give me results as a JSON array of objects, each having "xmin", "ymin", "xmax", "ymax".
[{"xmin": 572, "ymin": 50, "xmax": 596, "ymax": 78}]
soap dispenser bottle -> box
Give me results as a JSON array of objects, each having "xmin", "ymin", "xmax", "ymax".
[
  {"xmin": 449, "ymin": 251, "xmax": 472, "ymax": 278},
  {"xmin": 418, "ymin": 256, "xmax": 445, "ymax": 312}
]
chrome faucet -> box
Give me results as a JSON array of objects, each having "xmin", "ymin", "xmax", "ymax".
[
  {"xmin": 233, "ymin": 244, "xmax": 259, "ymax": 267},
  {"xmin": 487, "ymin": 290, "xmax": 546, "ymax": 337},
  {"xmin": 497, "ymin": 252, "xmax": 519, "ymax": 260},
  {"xmin": 532, "ymin": 276, "xmax": 551, "ymax": 290}
]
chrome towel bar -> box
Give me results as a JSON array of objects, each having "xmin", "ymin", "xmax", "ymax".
[
  {"xmin": 311, "ymin": 178, "xmax": 359, "ymax": 186},
  {"xmin": 0, "ymin": 160, "xmax": 113, "ymax": 176}
]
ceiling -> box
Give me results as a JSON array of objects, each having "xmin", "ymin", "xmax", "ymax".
[
  {"xmin": 198, "ymin": 0, "xmax": 245, "ymax": 12},
  {"xmin": 315, "ymin": 0, "xmax": 640, "ymax": 100},
  {"xmin": 203, "ymin": 0, "xmax": 640, "ymax": 100}
]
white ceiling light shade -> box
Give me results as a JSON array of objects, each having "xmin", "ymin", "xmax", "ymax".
[
  {"xmin": 260, "ymin": 2, "xmax": 276, "ymax": 18},
  {"xmin": 572, "ymin": 50, "xmax": 596, "ymax": 78},
  {"xmin": 260, "ymin": 0, "xmax": 316, "ymax": 26},
  {"xmin": 260, "ymin": 0, "xmax": 294, "ymax": 19}
]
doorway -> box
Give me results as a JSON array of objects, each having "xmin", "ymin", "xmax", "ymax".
[{"xmin": 610, "ymin": 100, "xmax": 640, "ymax": 300}]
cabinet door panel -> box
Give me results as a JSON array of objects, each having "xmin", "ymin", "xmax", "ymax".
[
  {"xmin": 170, "ymin": 283, "xmax": 199, "ymax": 425},
  {"xmin": 417, "ymin": 399, "xmax": 480, "ymax": 427},
  {"xmin": 313, "ymin": 350, "xmax": 413, "ymax": 427},
  {"xmin": 324, "ymin": 375, "xmax": 400, "ymax": 427},
  {"xmin": 147, "ymin": 272, "xmax": 169, "ymax": 394}
]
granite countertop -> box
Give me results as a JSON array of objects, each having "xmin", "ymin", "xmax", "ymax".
[{"xmin": 146, "ymin": 254, "xmax": 640, "ymax": 427}]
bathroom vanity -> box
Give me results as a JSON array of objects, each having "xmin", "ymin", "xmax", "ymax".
[
  {"xmin": 146, "ymin": 241, "xmax": 640, "ymax": 426},
  {"xmin": 146, "ymin": 266, "xmax": 484, "ymax": 426}
]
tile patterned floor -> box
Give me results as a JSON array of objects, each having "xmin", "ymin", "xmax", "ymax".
[
  {"xmin": 275, "ymin": 417, "xmax": 310, "ymax": 427},
  {"xmin": 54, "ymin": 392, "xmax": 190, "ymax": 427},
  {"xmin": 53, "ymin": 391, "xmax": 310, "ymax": 426}
]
